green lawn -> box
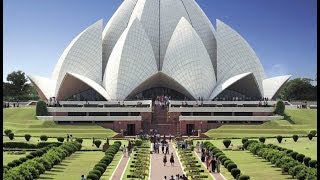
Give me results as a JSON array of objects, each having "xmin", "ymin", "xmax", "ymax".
[
  {"xmin": 205, "ymin": 109, "xmax": 317, "ymax": 138},
  {"xmin": 208, "ymin": 137, "xmax": 317, "ymax": 160},
  {"xmin": 3, "ymin": 107, "xmax": 117, "ymax": 138},
  {"xmin": 223, "ymin": 150, "xmax": 293, "ymax": 180},
  {"xmin": 3, "ymin": 152, "xmax": 30, "ymax": 165},
  {"xmin": 37, "ymin": 151, "xmax": 105, "ymax": 180}
]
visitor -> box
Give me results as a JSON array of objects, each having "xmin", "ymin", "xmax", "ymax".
[
  {"xmin": 211, "ymin": 156, "xmax": 217, "ymax": 173},
  {"xmin": 170, "ymin": 153, "xmax": 174, "ymax": 166},
  {"xmin": 67, "ymin": 134, "xmax": 70, "ymax": 142},
  {"xmin": 162, "ymin": 143, "xmax": 165, "ymax": 154},
  {"xmin": 196, "ymin": 141, "xmax": 200, "ymax": 153},
  {"xmin": 216, "ymin": 158, "xmax": 221, "ymax": 173},
  {"xmin": 123, "ymin": 145, "xmax": 126, "ymax": 157},
  {"xmin": 175, "ymin": 174, "xmax": 180, "ymax": 180},
  {"xmin": 166, "ymin": 143, "xmax": 169, "ymax": 154},
  {"xmin": 169, "ymin": 175, "xmax": 175, "ymax": 180},
  {"xmin": 163, "ymin": 154, "xmax": 167, "ymax": 166},
  {"xmin": 163, "ymin": 176, "xmax": 167, "ymax": 180},
  {"xmin": 201, "ymin": 151, "xmax": 205, "ymax": 162},
  {"xmin": 92, "ymin": 137, "xmax": 95, "ymax": 146},
  {"xmin": 205, "ymin": 154, "xmax": 210, "ymax": 170},
  {"xmin": 80, "ymin": 174, "xmax": 86, "ymax": 180},
  {"xmin": 182, "ymin": 174, "xmax": 188, "ymax": 180},
  {"xmin": 169, "ymin": 134, "xmax": 172, "ymax": 142}
]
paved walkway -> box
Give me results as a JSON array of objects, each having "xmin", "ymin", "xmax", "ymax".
[
  {"xmin": 150, "ymin": 142, "xmax": 184, "ymax": 180},
  {"xmin": 194, "ymin": 151, "xmax": 226, "ymax": 180},
  {"xmin": 110, "ymin": 154, "xmax": 129, "ymax": 180}
]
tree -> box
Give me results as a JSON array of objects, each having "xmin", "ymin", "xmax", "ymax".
[
  {"xmin": 278, "ymin": 78, "xmax": 317, "ymax": 101},
  {"xmin": 223, "ymin": 139, "xmax": 231, "ymax": 148},
  {"xmin": 94, "ymin": 140, "xmax": 102, "ymax": 148},
  {"xmin": 276, "ymin": 135, "xmax": 283, "ymax": 143},
  {"xmin": 6, "ymin": 71, "xmax": 29, "ymax": 98},
  {"xmin": 274, "ymin": 101, "xmax": 285, "ymax": 115},
  {"xmin": 292, "ymin": 135, "xmax": 299, "ymax": 142},
  {"xmin": 36, "ymin": 101, "xmax": 49, "ymax": 116},
  {"xmin": 259, "ymin": 137, "xmax": 266, "ymax": 143},
  {"xmin": 307, "ymin": 133, "xmax": 314, "ymax": 140}
]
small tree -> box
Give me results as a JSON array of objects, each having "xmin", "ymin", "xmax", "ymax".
[
  {"xmin": 276, "ymin": 135, "xmax": 283, "ymax": 143},
  {"xmin": 242, "ymin": 138, "xmax": 248, "ymax": 144},
  {"xmin": 94, "ymin": 140, "xmax": 102, "ymax": 148},
  {"xmin": 307, "ymin": 133, "xmax": 314, "ymax": 140},
  {"xmin": 4, "ymin": 129, "xmax": 12, "ymax": 136},
  {"xmin": 303, "ymin": 156, "xmax": 311, "ymax": 166},
  {"xmin": 36, "ymin": 100, "xmax": 49, "ymax": 116},
  {"xmin": 223, "ymin": 139, "xmax": 231, "ymax": 148},
  {"xmin": 309, "ymin": 160, "xmax": 317, "ymax": 168},
  {"xmin": 25, "ymin": 134, "xmax": 31, "ymax": 141},
  {"xmin": 239, "ymin": 175, "xmax": 250, "ymax": 180},
  {"xmin": 75, "ymin": 138, "xmax": 83, "ymax": 144},
  {"xmin": 57, "ymin": 137, "xmax": 64, "ymax": 142},
  {"xmin": 274, "ymin": 101, "xmax": 285, "ymax": 115},
  {"xmin": 310, "ymin": 130, "xmax": 317, "ymax": 136},
  {"xmin": 296, "ymin": 154, "xmax": 305, "ymax": 163},
  {"xmin": 8, "ymin": 132, "xmax": 14, "ymax": 140},
  {"xmin": 292, "ymin": 135, "xmax": 299, "ymax": 142},
  {"xmin": 231, "ymin": 168, "xmax": 241, "ymax": 179},
  {"xmin": 40, "ymin": 135, "xmax": 48, "ymax": 141},
  {"xmin": 259, "ymin": 137, "xmax": 266, "ymax": 143}
]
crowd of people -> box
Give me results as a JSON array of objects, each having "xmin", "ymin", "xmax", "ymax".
[
  {"xmin": 154, "ymin": 95, "xmax": 171, "ymax": 109},
  {"xmin": 197, "ymin": 142, "xmax": 221, "ymax": 173},
  {"xmin": 163, "ymin": 174, "xmax": 188, "ymax": 180}
]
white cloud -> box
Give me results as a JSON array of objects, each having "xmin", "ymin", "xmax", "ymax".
[{"xmin": 266, "ymin": 64, "xmax": 289, "ymax": 78}]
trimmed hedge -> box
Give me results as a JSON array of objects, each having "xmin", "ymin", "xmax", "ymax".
[
  {"xmin": 222, "ymin": 139, "xmax": 231, "ymax": 148},
  {"xmin": 94, "ymin": 140, "xmax": 102, "ymax": 148},
  {"xmin": 25, "ymin": 134, "xmax": 31, "ymax": 141},
  {"xmin": 40, "ymin": 135, "xmax": 48, "ymax": 141},
  {"xmin": 307, "ymin": 133, "xmax": 314, "ymax": 140},
  {"xmin": 308, "ymin": 160, "xmax": 317, "ymax": 168},
  {"xmin": 239, "ymin": 175, "xmax": 250, "ymax": 180},
  {"xmin": 303, "ymin": 156, "xmax": 311, "ymax": 167},
  {"xmin": 4, "ymin": 129, "xmax": 12, "ymax": 136},
  {"xmin": 276, "ymin": 135, "xmax": 283, "ymax": 143},
  {"xmin": 258, "ymin": 137, "xmax": 266, "ymax": 143},
  {"xmin": 8, "ymin": 132, "xmax": 14, "ymax": 140},
  {"xmin": 57, "ymin": 137, "xmax": 64, "ymax": 142},
  {"xmin": 36, "ymin": 100, "xmax": 49, "ymax": 116},
  {"xmin": 292, "ymin": 135, "xmax": 299, "ymax": 142},
  {"xmin": 242, "ymin": 138, "xmax": 248, "ymax": 144},
  {"xmin": 231, "ymin": 168, "xmax": 241, "ymax": 179}
]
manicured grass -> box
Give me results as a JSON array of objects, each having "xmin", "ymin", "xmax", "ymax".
[
  {"xmin": 100, "ymin": 151, "xmax": 123, "ymax": 180},
  {"xmin": 37, "ymin": 151, "xmax": 105, "ymax": 180},
  {"xmin": 205, "ymin": 109, "xmax": 317, "ymax": 138},
  {"xmin": 3, "ymin": 107, "xmax": 117, "ymax": 138},
  {"xmin": 208, "ymin": 137, "xmax": 317, "ymax": 160},
  {"xmin": 3, "ymin": 152, "xmax": 30, "ymax": 165},
  {"xmin": 222, "ymin": 150, "xmax": 293, "ymax": 179}
]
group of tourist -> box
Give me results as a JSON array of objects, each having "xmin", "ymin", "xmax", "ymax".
[
  {"xmin": 154, "ymin": 95, "xmax": 170, "ymax": 109},
  {"xmin": 197, "ymin": 142, "xmax": 221, "ymax": 173},
  {"xmin": 163, "ymin": 174, "xmax": 188, "ymax": 180}
]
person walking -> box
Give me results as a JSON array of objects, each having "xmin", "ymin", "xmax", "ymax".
[
  {"xmin": 123, "ymin": 145, "xmax": 126, "ymax": 157},
  {"xmin": 80, "ymin": 175, "xmax": 86, "ymax": 180},
  {"xmin": 211, "ymin": 156, "xmax": 217, "ymax": 173},
  {"xmin": 163, "ymin": 176, "xmax": 167, "ymax": 180},
  {"xmin": 205, "ymin": 154, "xmax": 211, "ymax": 170},
  {"xmin": 170, "ymin": 153, "xmax": 174, "ymax": 166},
  {"xmin": 92, "ymin": 137, "xmax": 95, "ymax": 146},
  {"xmin": 163, "ymin": 154, "xmax": 167, "ymax": 166},
  {"xmin": 216, "ymin": 158, "xmax": 221, "ymax": 173},
  {"xmin": 162, "ymin": 143, "xmax": 165, "ymax": 154},
  {"xmin": 201, "ymin": 151, "xmax": 205, "ymax": 162},
  {"xmin": 166, "ymin": 143, "xmax": 169, "ymax": 154}
]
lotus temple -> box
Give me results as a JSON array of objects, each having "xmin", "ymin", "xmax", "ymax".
[{"xmin": 29, "ymin": 0, "xmax": 291, "ymax": 136}]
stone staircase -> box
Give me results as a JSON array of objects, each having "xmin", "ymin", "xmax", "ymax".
[{"xmin": 150, "ymin": 105, "xmax": 179, "ymax": 135}]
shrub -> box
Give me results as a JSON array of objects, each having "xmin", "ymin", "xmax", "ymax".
[
  {"xmin": 307, "ymin": 133, "xmax": 314, "ymax": 140},
  {"xmin": 231, "ymin": 168, "xmax": 241, "ymax": 179},
  {"xmin": 285, "ymin": 149, "xmax": 293, "ymax": 154},
  {"xmin": 19, "ymin": 157, "xmax": 28, "ymax": 162},
  {"xmin": 239, "ymin": 175, "xmax": 250, "ymax": 180},
  {"xmin": 292, "ymin": 135, "xmax": 299, "ymax": 142},
  {"xmin": 308, "ymin": 160, "xmax": 317, "ymax": 168},
  {"xmin": 258, "ymin": 137, "xmax": 266, "ymax": 143},
  {"xmin": 289, "ymin": 165, "xmax": 305, "ymax": 178},
  {"xmin": 303, "ymin": 156, "xmax": 311, "ymax": 167},
  {"xmin": 26, "ymin": 154, "xmax": 34, "ymax": 159},
  {"xmin": 227, "ymin": 163, "xmax": 237, "ymax": 172},
  {"xmin": 223, "ymin": 160, "xmax": 233, "ymax": 168},
  {"xmin": 218, "ymin": 155, "xmax": 227, "ymax": 161},
  {"xmin": 25, "ymin": 134, "xmax": 31, "ymax": 141},
  {"xmin": 221, "ymin": 157, "xmax": 229, "ymax": 164},
  {"xmin": 4, "ymin": 129, "xmax": 12, "ymax": 136},
  {"xmin": 274, "ymin": 100, "xmax": 285, "ymax": 115},
  {"xmin": 7, "ymin": 162, "xmax": 16, "ymax": 168},
  {"xmin": 222, "ymin": 139, "xmax": 231, "ymax": 148},
  {"xmin": 289, "ymin": 151, "xmax": 298, "ymax": 160},
  {"xmin": 94, "ymin": 140, "xmax": 102, "ymax": 148},
  {"xmin": 94, "ymin": 166, "xmax": 105, "ymax": 174},
  {"xmin": 310, "ymin": 130, "xmax": 317, "ymax": 136},
  {"xmin": 57, "ymin": 137, "xmax": 64, "ymax": 142},
  {"xmin": 242, "ymin": 138, "xmax": 248, "ymax": 144},
  {"xmin": 276, "ymin": 135, "xmax": 283, "ymax": 143},
  {"xmin": 296, "ymin": 154, "xmax": 305, "ymax": 163},
  {"xmin": 75, "ymin": 138, "xmax": 83, "ymax": 144},
  {"xmin": 135, "ymin": 139, "xmax": 143, "ymax": 146},
  {"xmin": 8, "ymin": 132, "xmax": 14, "ymax": 140},
  {"xmin": 37, "ymin": 142, "xmax": 62, "ymax": 148},
  {"xmin": 36, "ymin": 100, "xmax": 49, "ymax": 116},
  {"xmin": 40, "ymin": 135, "xmax": 48, "ymax": 141},
  {"xmin": 87, "ymin": 173, "xmax": 99, "ymax": 180},
  {"xmin": 90, "ymin": 170, "xmax": 102, "ymax": 177}
]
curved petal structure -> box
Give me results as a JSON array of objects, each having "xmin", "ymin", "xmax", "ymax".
[
  {"xmin": 180, "ymin": 0, "xmax": 217, "ymax": 77},
  {"xmin": 28, "ymin": 75, "xmax": 55, "ymax": 100},
  {"xmin": 52, "ymin": 20, "xmax": 103, "ymax": 95},
  {"xmin": 56, "ymin": 72, "xmax": 111, "ymax": 101},
  {"xmin": 263, "ymin": 75, "xmax": 291, "ymax": 100},
  {"xmin": 103, "ymin": 18, "xmax": 158, "ymax": 100},
  {"xmin": 216, "ymin": 19, "xmax": 265, "ymax": 95},
  {"xmin": 209, "ymin": 72, "xmax": 262, "ymax": 99},
  {"xmin": 162, "ymin": 17, "xmax": 216, "ymax": 100},
  {"xmin": 102, "ymin": 0, "xmax": 138, "ymax": 74}
]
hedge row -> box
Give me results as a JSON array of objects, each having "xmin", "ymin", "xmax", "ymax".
[
  {"xmin": 204, "ymin": 141, "xmax": 250, "ymax": 180},
  {"xmin": 178, "ymin": 149, "xmax": 208, "ymax": 179},
  {"xmin": 87, "ymin": 141, "xmax": 122, "ymax": 180},
  {"xmin": 3, "ymin": 142, "xmax": 63, "ymax": 149},
  {"xmin": 4, "ymin": 141, "xmax": 81, "ymax": 180},
  {"xmin": 246, "ymin": 141, "xmax": 317, "ymax": 180}
]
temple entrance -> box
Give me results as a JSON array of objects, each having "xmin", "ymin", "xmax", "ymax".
[
  {"xmin": 186, "ymin": 124, "xmax": 195, "ymax": 136},
  {"xmin": 127, "ymin": 124, "xmax": 136, "ymax": 136}
]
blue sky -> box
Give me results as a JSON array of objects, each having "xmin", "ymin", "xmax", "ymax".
[{"xmin": 3, "ymin": 0, "xmax": 317, "ymax": 82}]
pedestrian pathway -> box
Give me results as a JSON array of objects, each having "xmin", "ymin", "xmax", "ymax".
[
  {"xmin": 110, "ymin": 154, "xmax": 129, "ymax": 180},
  {"xmin": 194, "ymin": 151, "xmax": 226, "ymax": 180},
  {"xmin": 149, "ymin": 142, "xmax": 184, "ymax": 180}
]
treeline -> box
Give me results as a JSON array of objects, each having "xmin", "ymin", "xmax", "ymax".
[{"xmin": 278, "ymin": 78, "xmax": 317, "ymax": 101}]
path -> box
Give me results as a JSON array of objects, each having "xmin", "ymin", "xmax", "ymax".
[
  {"xmin": 110, "ymin": 154, "xmax": 129, "ymax": 180},
  {"xmin": 150, "ymin": 142, "xmax": 184, "ymax": 180},
  {"xmin": 194, "ymin": 151, "xmax": 226, "ymax": 180}
]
